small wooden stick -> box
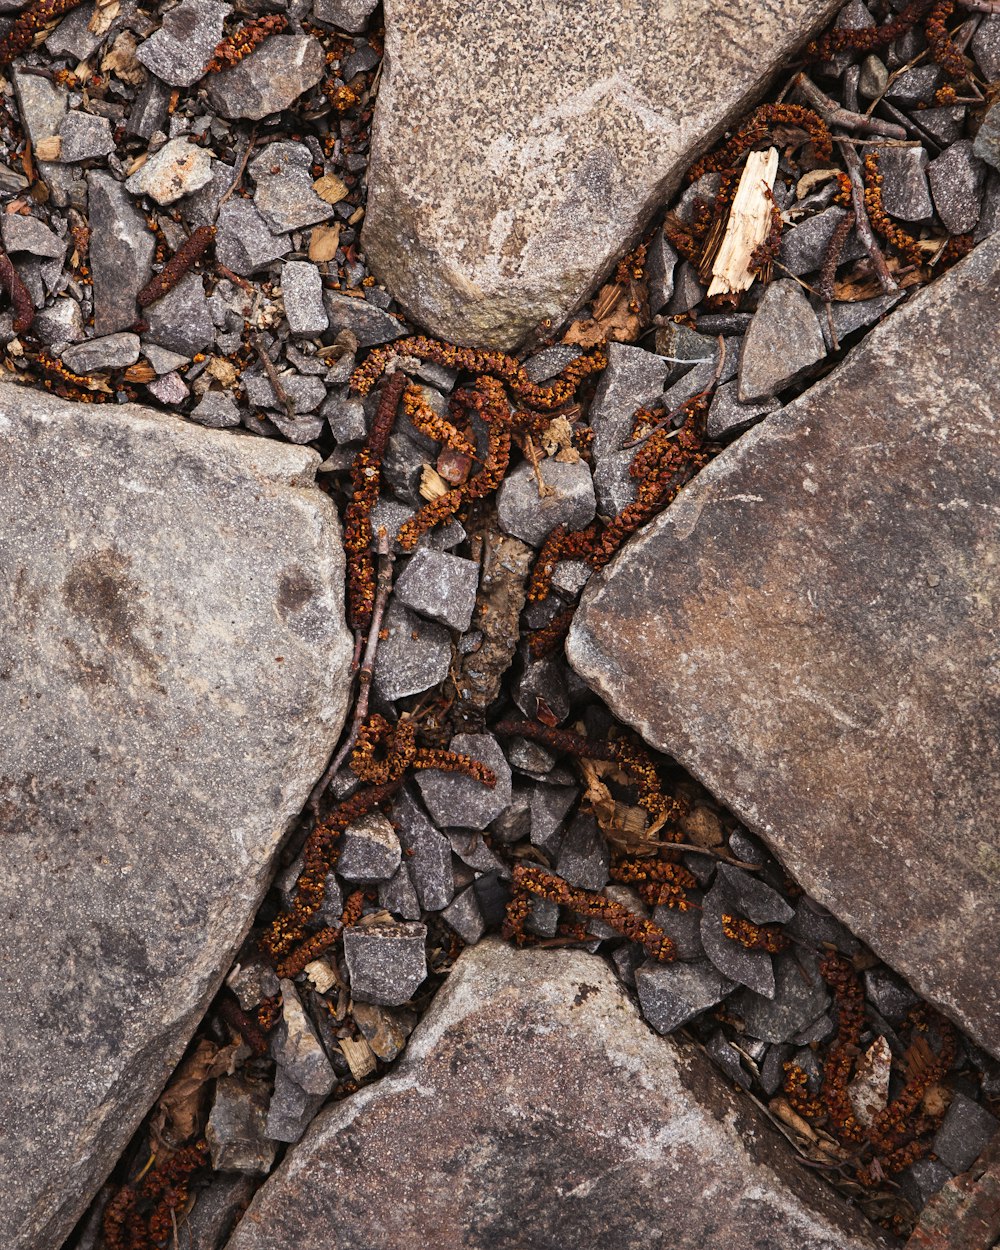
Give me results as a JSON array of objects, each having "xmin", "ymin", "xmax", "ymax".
[
  {"xmin": 252, "ymin": 331, "xmax": 296, "ymax": 423},
  {"xmin": 795, "ymin": 73, "xmax": 907, "ymax": 140},
  {"xmin": 308, "ymin": 534, "xmax": 395, "ymax": 813},
  {"xmin": 837, "ymin": 138, "xmax": 899, "ymax": 295},
  {"xmin": 706, "ymin": 148, "xmax": 779, "ymax": 298}
]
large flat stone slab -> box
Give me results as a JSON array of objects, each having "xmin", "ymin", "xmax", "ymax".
[
  {"xmin": 568, "ymin": 236, "xmax": 1000, "ymax": 1057},
  {"xmin": 363, "ymin": 0, "xmax": 839, "ymax": 349},
  {"xmin": 223, "ymin": 940, "xmax": 884, "ymax": 1250},
  {"xmin": 0, "ymin": 392, "xmax": 352, "ymax": 1249}
]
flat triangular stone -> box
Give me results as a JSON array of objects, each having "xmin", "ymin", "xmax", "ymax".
[
  {"xmin": 221, "ymin": 940, "xmax": 884, "ymax": 1250},
  {"xmin": 568, "ymin": 235, "xmax": 1000, "ymax": 1058},
  {"xmin": 0, "ymin": 393, "xmax": 352, "ymax": 1249},
  {"xmin": 363, "ymin": 0, "xmax": 841, "ymax": 349}
]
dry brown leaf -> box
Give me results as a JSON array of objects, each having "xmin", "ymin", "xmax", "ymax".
[
  {"xmin": 542, "ymin": 415, "xmax": 580, "ymax": 464},
  {"xmin": 578, "ymin": 757, "xmax": 664, "ymax": 854},
  {"xmin": 770, "ymin": 1095, "xmax": 821, "ymax": 1142},
  {"xmin": 679, "ymin": 803, "xmax": 724, "ymax": 848},
  {"xmin": 308, "ymin": 223, "xmax": 341, "ymax": 262},
  {"xmin": 34, "ymin": 136, "xmax": 61, "ymax": 162},
  {"xmin": 563, "ymin": 280, "xmax": 642, "ymax": 347},
  {"xmin": 419, "ymin": 464, "xmax": 449, "ymax": 501},
  {"xmin": 102, "ymin": 31, "xmax": 145, "ymax": 84},
  {"xmin": 206, "ymin": 357, "xmax": 239, "ymax": 388},
  {"xmin": 125, "ymin": 152, "xmax": 147, "ymax": 177},
  {"xmin": 149, "ymin": 1038, "xmax": 239, "ymax": 1150},
  {"xmin": 89, "ymin": 0, "xmax": 120, "ymax": 35},
  {"xmin": 795, "ymin": 168, "xmax": 841, "ymax": 201},
  {"xmin": 123, "ymin": 362, "xmax": 156, "ymax": 383},
  {"xmin": 903, "ymin": 1033, "xmax": 936, "ymax": 1084},
  {"xmin": 313, "ymin": 174, "xmax": 348, "ymax": 205}
]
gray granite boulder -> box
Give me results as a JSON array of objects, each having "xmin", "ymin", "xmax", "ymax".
[
  {"xmin": 569, "ymin": 235, "xmax": 1000, "ymax": 1058},
  {"xmin": 0, "ymin": 390, "xmax": 353, "ymax": 1250},
  {"xmin": 363, "ymin": 0, "xmax": 841, "ymax": 349},
  {"xmin": 221, "ymin": 940, "xmax": 885, "ymax": 1250}
]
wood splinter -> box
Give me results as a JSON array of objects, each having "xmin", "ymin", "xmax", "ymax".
[{"xmin": 705, "ymin": 148, "xmax": 779, "ymax": 298}]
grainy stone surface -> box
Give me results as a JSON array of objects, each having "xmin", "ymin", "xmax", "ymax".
[
  {"xmin": 363, "ymin": 0, "xmax": 841, "ymax": 349},
  {"xmin": 738, "ymin": 279, "xmax": 826, "ymax": 401},
  {"xmin": 0, "ymin": 391, "xmax": 353, "ymax": 1250},
  {"xmin": 222, "ymin": 941, "xmax": 883, "ymax": 1250},
  {"xmin": 125, "ymin": 136, "xmax": 214, "ymax": 206},
  {"xmin": 569, "ymin": 236, "xmax": 1000, "ymax": 1057},
  {"xmin": 206, "ymin": 37, "xmax": 326, "ymax": 121},
  {"xmin": 88, "ymin": 170, "xmax": 155, "ymax": 335},
  {"xmin": 136, "ymin": 0, "xmax": 230, "ymax": 87}
]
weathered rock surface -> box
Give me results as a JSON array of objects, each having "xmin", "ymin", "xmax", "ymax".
[
  {"xmin": 222, "ymin": 941, "xmax": 884, "ymax": 1250},
  {"xmin": 363, "ymin": 0, "xmax": 840, "ymax": 349},
  {"xmin": 0, "ymin": 391, "xmax": 353, "ymax": 1249},
  {"xmin": 568, "ymin": 236, "xmax": 1000, "ymax": 1057}
]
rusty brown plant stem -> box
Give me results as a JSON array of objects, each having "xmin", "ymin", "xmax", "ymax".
[
  {"xmin": 794, "ymin": 73, "xmax": 907, "ymax": 139},
  {"xmin": 252, "ymin": 331, "xmax": 296, "ymax": 422},
  {"xmin": 837, "ymin": 138, "xmax": 899, "ymax": 294},
  {"xmin": 309, "ymin": 534, "xmax": 395, "ymax": 814}
]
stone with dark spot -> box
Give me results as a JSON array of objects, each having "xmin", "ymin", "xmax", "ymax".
[
  {"xmin": 136, "ymin": 0, "xmax": 231, "ymax": 88},
  {"xmin": 568, "ymin": 236, "xmax": 1000, "ymax": 1058},
  {"xmin": 362, "ymin": 0, "xmax": 842, "ymax": 349},
  {"xmin": 221, "ymin": 941, "xmax": 885, "ymax": 1250},
  {"xmin": 0, "ymin": 391, "xmax": 352, "ymax": 1250}
]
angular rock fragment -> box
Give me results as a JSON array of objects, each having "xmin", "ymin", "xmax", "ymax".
[
  {"xmin": 496, "ymin": 458, "xmax": 596, "ymax": 548},
  {"xmin": 372, "ymin": 599, "xmax": 451, "ymax": 701},
  {"xmin": 126, "ymin": 136, "xmax": 214, "ymax": 205},
  {"xmin": 207, "ymin": 1077, "xmax": 277, "ymax": 1173},
  {"xmin": 336, "ymin": 812, "xmax": 402, "ymax": 882},
  {"xmin": 932, "ymin": 1094, "xmax": 999, "ymax": 1175},
  {"xmin": 636, "ymin": 958, "xmax": 735, "ymax": 1034},
  {"xmin": 144, "ymin": 272, "xmax": 215, "ymax": 357},
  {"xmin": 391, "ymin": 787, "xmax": 454, "ymax": 912},
  {"xmin": 88, "ymin": 171, "xmax": 155, "ymax": 335},
  {"xmin": 777, "ymin": 205, "xmax": 865, "ymax": 274},
  {"xmin": 136, "ymin": 0, "xmax": 230, "ymax": 88},
  {"xmin": 876, "ymin": 144, "xmax": 933, "ymax": 222},
  {"xmin": 394, "ymin": 546, "xmax": 479, "ymax": 631},
  {"xmin": 928, "ymin": 140, "xmax": 985, "ymax": 234},
  {"xmin": 282, "ymin": 260, "xmax": 329, "ymax": 338},
  {"xmin": 0, "ymin": 393, "xmax": 352, "ymax": 1250},
  {"xmin": 206, "ymin": 37, "xmax": 326, "ymax": 121},
  {"xmin": 343, "ymin": 921, "xmax": 428, "ymax": 1006},
  {"xmin": 707, "ymin": 381, "xmax": 779, "ymax": 439},
  {"xmin": 250, "ymin": 142, "xmax": 336, "ymax": 233},
  {"xmin": 442, "ymin": 885, "xmax": 486, "ymax": 945},
  {"xmin": 58, "ymin": 112, "xmax": 115, "ymax": 163},
  {"xmin": 415, "ymin": 733, "xmax": 512, "ymax": 830},
  {"xmin": 568, "ymin": 236, "xmax": 1000, "ymax": 1058},
  {"xmin": 363, "ymin": 0, "xmax": 842, "ymax": 348},
  {"xmin": 730, "ymin": 953, "xmax": 830, "ymax": 1043},
  {"xmin": 738, "ymin": 279, "xmax": 826, "ymax": 400},
  {"xmin": 190, "ymin": 390, "xmax": 241, "ymax": 428},
  {"xmin": 222, "ymin": 941, "xmax": 883, "ymax": 1250},
  {"xmin": 323, "ymin": 290, "xmax": 405, "ymax": 347},
  {"xmin": 215, "ymin": 199, "xmax": 290, "ymax": 276},
  {"xmin": 273, "ymin": 981, "xmax": 337, "ymax": 1097},
  {"xmin": 314, "ymin": 0, "xmax": 379, "ymax": 34},
  {"xmin": 61, "ymin": 333, "xmax": 140, "ymax": 374},
  {"xmin": 555, "ymin": 812, "xmax": 609, "ymax": 891},
  {"xmin": 378, "ymin": 863, "xmax": 421, "ymax": 920},
  {"xmin": 1, "ymin": 214, "xmax": 65, "ymax": 260}
]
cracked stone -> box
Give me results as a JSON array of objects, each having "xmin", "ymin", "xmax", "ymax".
[
  {"xmin": 273, "ymin": 981, "xmax": 337, "ymax": 1096},
  {"xmin": 126, "ymin": 137, "xmax": 214, "ymax": 205},
  {"xmin": 707, "ymin": 380, "xmax": 779, "ymax": 439},
  {"xmin": 730, "ymin": 952, "xmax": 830, "ymax": 1043},
  {"xmin": 442, "ymin": 885, "xmax": 486, "ymax": 945},
  {"xmin": 282, "ymin": 261, "xmax": 329, "ymax": 338},
  {"xmin": 88, "ymin": 171, "xmax": 155, "ymax": 335},
  {"xmin": 344, "ymin": 921, "xmax": 428, "ymax": 1006},
  {"xmin": 337, "ymin": 812, "xmax": 402, "ymax": 883},
  {"xmin": 250, "ymin": 142, "xmax": 336, "ymax": 233},
  {"xmin": 0, "ymin": 215, "xmax": 65, "ymax": 262},
  {"xmin": 215, "ymin": 199, "xmax": 290, "ymax": 276},
  {"xmin": 378, "ymin": 863, "xmax": 421, "ymax": 921},
  {"xmin": 415, "ymin": 733, "xmax": 513, "ymax": 831},
  {"xmin": 496, "ymin": 457, "xmax": 596, "ymax": 548},
  {"xmin": 61, "ymin": 333, "xmax": 140, "ymax": 373},
  {"xmin": 738, "ymin": 279, "xmax": 826, "ymax": 401},
  {"xmin": 58, "ymin": 111, "xmax": 115, "ymax": 163},
  {"xmin": 777, "ymin": 205, "xmax": 866, "ymax": 274},
  {"xmin": 394, "ymin": 547, "xmax": 479, "ymax": 631},
  {"xmin": 207, "ymin": 36, "xmax": 326, "ymax": 121}
]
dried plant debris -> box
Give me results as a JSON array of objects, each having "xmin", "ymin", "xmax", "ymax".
[{"xmin": 18, "ymin": 0, "xmax": 996, "ymax": 1246}]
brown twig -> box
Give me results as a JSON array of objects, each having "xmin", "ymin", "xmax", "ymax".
[
  {"xmin": 837, "ymin": 138, "xmax": 899, "ymax": 294},
  {"xmin": 252, "ymin": 331, "xmax": 296, "ymax": 422},
  {"xmin": 309, "ymin": 534, "xmax": 395, "ymax": 814},
  {"xmin": 794, "ymin": 74, "xmax": 907, "ymax": 140},
  {"xmin": 217, "ymin": 126, "xmax": 257, "ymax": 210}
]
